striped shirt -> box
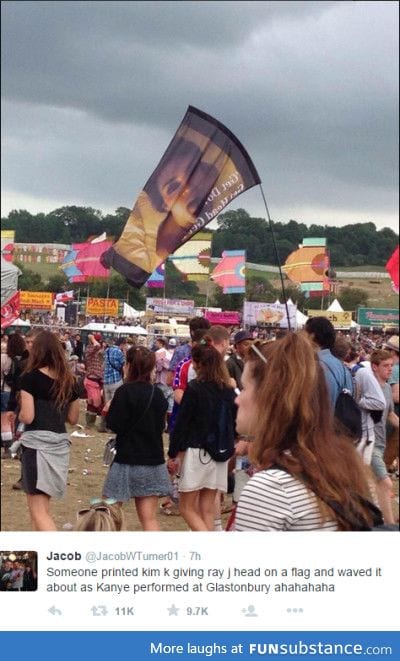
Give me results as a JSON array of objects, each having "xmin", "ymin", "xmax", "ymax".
[{"xmin": 234, "ymin": 468, "xmax": 338, "ymax": 531}]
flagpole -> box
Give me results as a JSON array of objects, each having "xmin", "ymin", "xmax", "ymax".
[
  {"xmin": 259, "ymin": 184, "xmax": 292, "ymax": 332},
  {"xmin": 104, "ymin": 275, "xmax": 111, "ymax": 323},
  {"xmin": 205, "ymin": 232, "xmax": 213, "ymax": 312}
]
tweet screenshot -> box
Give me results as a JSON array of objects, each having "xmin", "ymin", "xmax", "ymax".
[{"xmin": 1, "ymin": 1, "xmax": 399, "ymax": 658}]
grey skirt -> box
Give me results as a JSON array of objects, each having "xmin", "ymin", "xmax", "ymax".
[{"xmin": 103, "ymin": 462, "xmax": 172, "ymax": 500}]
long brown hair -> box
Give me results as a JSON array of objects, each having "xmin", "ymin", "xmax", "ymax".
[
  {"xmin": 191, "ymin": 338, "xmax": 232, "ymax": 388},
  {"xmin": 125, "ymin": 346, "xmax": 155, "ymax": 383},
  {"xmin": 246, "ymin": 332, "xmax": 374, "ymax": 530},
  {"xmin": 24, "ymin": 330, "xmax": 75, "ymax": 410}
]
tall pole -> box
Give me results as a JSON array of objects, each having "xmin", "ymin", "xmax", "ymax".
[
  {"xmin": 259, "ymin": 184, "xmax": 292, "ymax": 332},
  {"xmin": 103, "ymin": 276, "xmax": 111, "ymax": 323}
]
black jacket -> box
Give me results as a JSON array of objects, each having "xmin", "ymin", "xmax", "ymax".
[
  {"xmin": 168, "ymin": 380, "xmax": 237, "ymax": 458},
  {"xmin": 106, "ymin": 382, "xmax": 168, "ymax": 465}
]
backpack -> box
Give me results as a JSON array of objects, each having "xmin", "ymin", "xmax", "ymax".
[
  {"xmin": 325, "ymin": 363, "xmax": 362, "ymax": 442},
  {"xmin": 2, "ymin": 356, "xmax": 22, "ymax": 389},
  {"xmin": 203, "ymin": 395, "xmax": 235, "ymax": 463}
]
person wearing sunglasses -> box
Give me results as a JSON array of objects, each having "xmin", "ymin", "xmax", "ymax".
[
  {"xmin": 233, "ymin": 332, "xmax": 377, "ymax": 531},
  {"xmin": 76, "ymin": 498, "xmax": 126, "ymax": 531}
]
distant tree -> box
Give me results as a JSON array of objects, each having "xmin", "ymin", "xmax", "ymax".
[
  {"xmin": 338, "ymin": 287, "xmax": 369, "ymax": 311},
  {"xmin": 15, "ymin": 262, "xmax": 43, "ymax": 291},
  {"xmin": 48, "ymin": 206, "xmax": 103, "ymax": 242},
  {"xmin": 47, "ymin": 274, "xmax": 70, "ymax": 292}
]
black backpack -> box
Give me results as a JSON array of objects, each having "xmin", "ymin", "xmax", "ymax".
[
  {"xmin": 203, "ymin": 395, "xmax": 235, "ymax": 463},
  {"xmin": 2, "ymin": 356, "xmax": 22, "ymax": 389},
  {"xmin": 324, "ymin": 363, "xmax": 362, "ymax": 442}
]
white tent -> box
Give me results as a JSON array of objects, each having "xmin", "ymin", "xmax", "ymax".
[
  {"xmin": 123, "ymin": 302, "xmax": 140, "ymax": 318},
  {"xmin": 9, "ymin": 317, "xmax": 31, "ymax": 327},
  {"xmin": 327, "ymin": 298, "xmax": 344, "ymax": 312},
  {"xmin": 115, "ymin": 325, "xmax": 148, "ymax": 336},
  {"xmin": 296, "ymin": 309, "xmax": 308, "ymax": 328},
  {"xmin": 80, "ymin": 322, "xmax": 147, "ymax": 336},
  {"xmin": 1, "ymin": 257, "xmax": 21, "ymax": 305}
]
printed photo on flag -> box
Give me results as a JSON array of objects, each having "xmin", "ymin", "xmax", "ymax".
[{"xmin": 101, "ymin": 106, "xmax": 260, "ymax": 287}]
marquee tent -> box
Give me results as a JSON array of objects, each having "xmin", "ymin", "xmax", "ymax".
[{"xmin": 1, "ymin": 257, "xmax": 21, "ymax": 306}]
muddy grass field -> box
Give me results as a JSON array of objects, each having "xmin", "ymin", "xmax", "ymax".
[
  {"xmin": 0, "ymin": 400, "xmax": 233, "ymax": 532},
  {"xmin": 1, "ymin": 399, "xmax": 398, "ymax": 532}
]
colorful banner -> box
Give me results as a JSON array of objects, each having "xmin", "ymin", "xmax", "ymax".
[
  {"xmin": 13, "ymin": 243, "xmax": 70, "ymax": 265},
  {"xmin": 1, "ymin": 291, "xmax": 20, "ymax": 329},
  {"xmin": 19, "ymin": 291, "xmax": 54, "ymax": 310},
  {"xmin": 307, "ymin": 310, "xmax": 353, "ymax": 329},
  {"xmin": 1, "ymin": 230, "xmax": 15, "ymax": 262},
  {"xmin": 61, "ymin": 238, "xmax": 112, "ymax": 282},
  {"xmin": 146, "ymin": 262, "xmax": 165, "ymax": 288},
  {"xmin": 211, "ymin": 250, "xmax": 246, "ymax": 293},
  {"xmin": 101, "ymin": 105, "xmax": 261, "ymax": 287},
  {"xmin": 86, "ymin": 297, "xmax": 119, "ymax": 316},
  {"xmin": 283, "ymin": 238, "xmax": 330, "ymax": 298},
  {"xmin": 169, "ymin": 232, "xmax": 212, "ymax": 281},
  {"xmin": 243, "ymin": 301, "xmax": 297, "ymax": 329},
  {"xmin": 357, "ymin": 308, "xmax": 399, "ymax": 327},
  {"xmin": 204, "ymin": 310, "xmax": 241, "ymax": 325},
  {"xmin": 146, "ymin": 297, "xmax": 195, "ymax": 316},
  {"xmin": 386, "ymin": 246, "xmax": 399, "ymax": 294}
]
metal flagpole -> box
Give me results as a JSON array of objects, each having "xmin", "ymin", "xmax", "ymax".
[
  {"xmin": 103, "ymin": 276, "xmax": 111, "ymax": 323},
  {"xmin": 204, "ymin": 233, "xmax": 213, "ymax": 311},
  {"xmin": 259, "ymin": 184, "xmax": 292, "ymax": 332}
]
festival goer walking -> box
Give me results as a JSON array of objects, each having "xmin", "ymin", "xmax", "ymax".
[
  {"xmin": 370, "ymin": 350, "xmax": 399, "ymax": 525},
  {"xmin": 383, "ymin": 336, "xmax": 399, "ymax": 473},
  {"xmin": 102, "ymin": 346, "xmax": 171, "ymax": 531},
  {"xmin": 168, "ymin": 339, "xmax": 236, "ymax": 531},
  {"xmin": 233, "ymin": 332, "xmax": 377, "ymax": 531},
  {"xmin": 83, "ymin": 333, "xmax": 105, "ymax": 429},
  {"xmin": 17, "ymin": 331, "xmax": 80, "ymax": 531}
]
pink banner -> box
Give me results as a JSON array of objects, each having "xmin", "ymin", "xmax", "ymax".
[
  {"xmin": 1, "ymin": 291, "xmax": 20, "ymax": 329},
  {"xmin": 204, "ymin": 310, "xmax": 240, "ymax": 325}
]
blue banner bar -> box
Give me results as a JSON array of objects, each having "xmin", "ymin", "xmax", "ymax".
[{"xmin": 1, "ymin": 631, "xmax": 399, "ymax": 660}]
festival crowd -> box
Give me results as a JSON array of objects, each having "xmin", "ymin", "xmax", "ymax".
[{"xmin": 0, "ymin": 318, "xmax": 399, "ymax": 532}]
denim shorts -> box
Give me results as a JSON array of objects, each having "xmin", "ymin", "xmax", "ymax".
[
  {"xmin": 103, "ymin": 462, "xmax": 171, "ymax": 500},
  {"xmin": 371, "ymin": 445, "xmax": 388, "ymax": 481}
]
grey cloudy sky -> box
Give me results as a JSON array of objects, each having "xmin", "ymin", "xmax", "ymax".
[{"xmin": 1, "ymin": 1, "xmax": 398, "ymax": 231}]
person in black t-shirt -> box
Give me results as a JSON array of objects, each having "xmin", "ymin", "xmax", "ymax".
[
  {"xmin": 102, "ymin": 346, "xmax": 171, "ymax": 530},
  {"xmin": 18, "ymin": 331, "xmax": 80, "ymax": 531}
]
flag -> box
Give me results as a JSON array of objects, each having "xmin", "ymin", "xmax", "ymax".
[
  {"xmin": 169, "ymin": 231, "xmax": 212, "ymax": 281},
  {"xmin": 55, "ymin": 290, "xmax": 74, "ymax": 303},
  {"xmin": 283, "ymin": 238, "xmax": 330, "ymax": 297},
  {"xmin": 211, "ymin": 250, "xmax": 246, "ymax": 293},
  {"xmin": 74, "ymin": 240, "xmax": 112, "ymax": 278},
  {"xmin": 386, "ymin": 246, "xmax": 399, "ymax": 294},
  {"xmin": 146, "ymin": 262, "xmax": 165, "ymax": 288},
  {"xmin": 61, "ymin": 238, "xmax": 112, "ymax": 282},
  {"xmin": 1, "ymin": 291, "xmax": 20, "ymax": 329},
  {"xmin": 101, "ymin": 105, "xmax": 260, "ymax": 287}
]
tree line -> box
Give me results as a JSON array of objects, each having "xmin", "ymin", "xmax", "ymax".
[
  {"xmin": 2, "ymin": 205, "xmax": 398, "ymax": 267},
  {"xmin": 2, "ymin": 205, "xmax": 398, "ymax": 313}
]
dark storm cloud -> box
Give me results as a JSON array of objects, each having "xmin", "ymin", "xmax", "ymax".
[{"xmin": 1, "ymin": 1, "xmax": 398, "ymax": 228}]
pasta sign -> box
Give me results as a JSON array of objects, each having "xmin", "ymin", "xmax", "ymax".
[{"xmin": 86, "ymin": 297, "xmax": 119, "ymax": 316}]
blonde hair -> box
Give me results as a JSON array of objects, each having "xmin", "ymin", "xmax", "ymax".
[{"xmin": 76, "ymin": 504, "xmax": 126, "ymax": 531}]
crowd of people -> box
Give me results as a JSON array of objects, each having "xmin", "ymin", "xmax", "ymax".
[
  {"xmin": 0, "ymin": 555, "xmax": 37, "ymax": 591},
  {"xmin": 0, "ymin": 318, "xmax": 399, "ymax": 532}
]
